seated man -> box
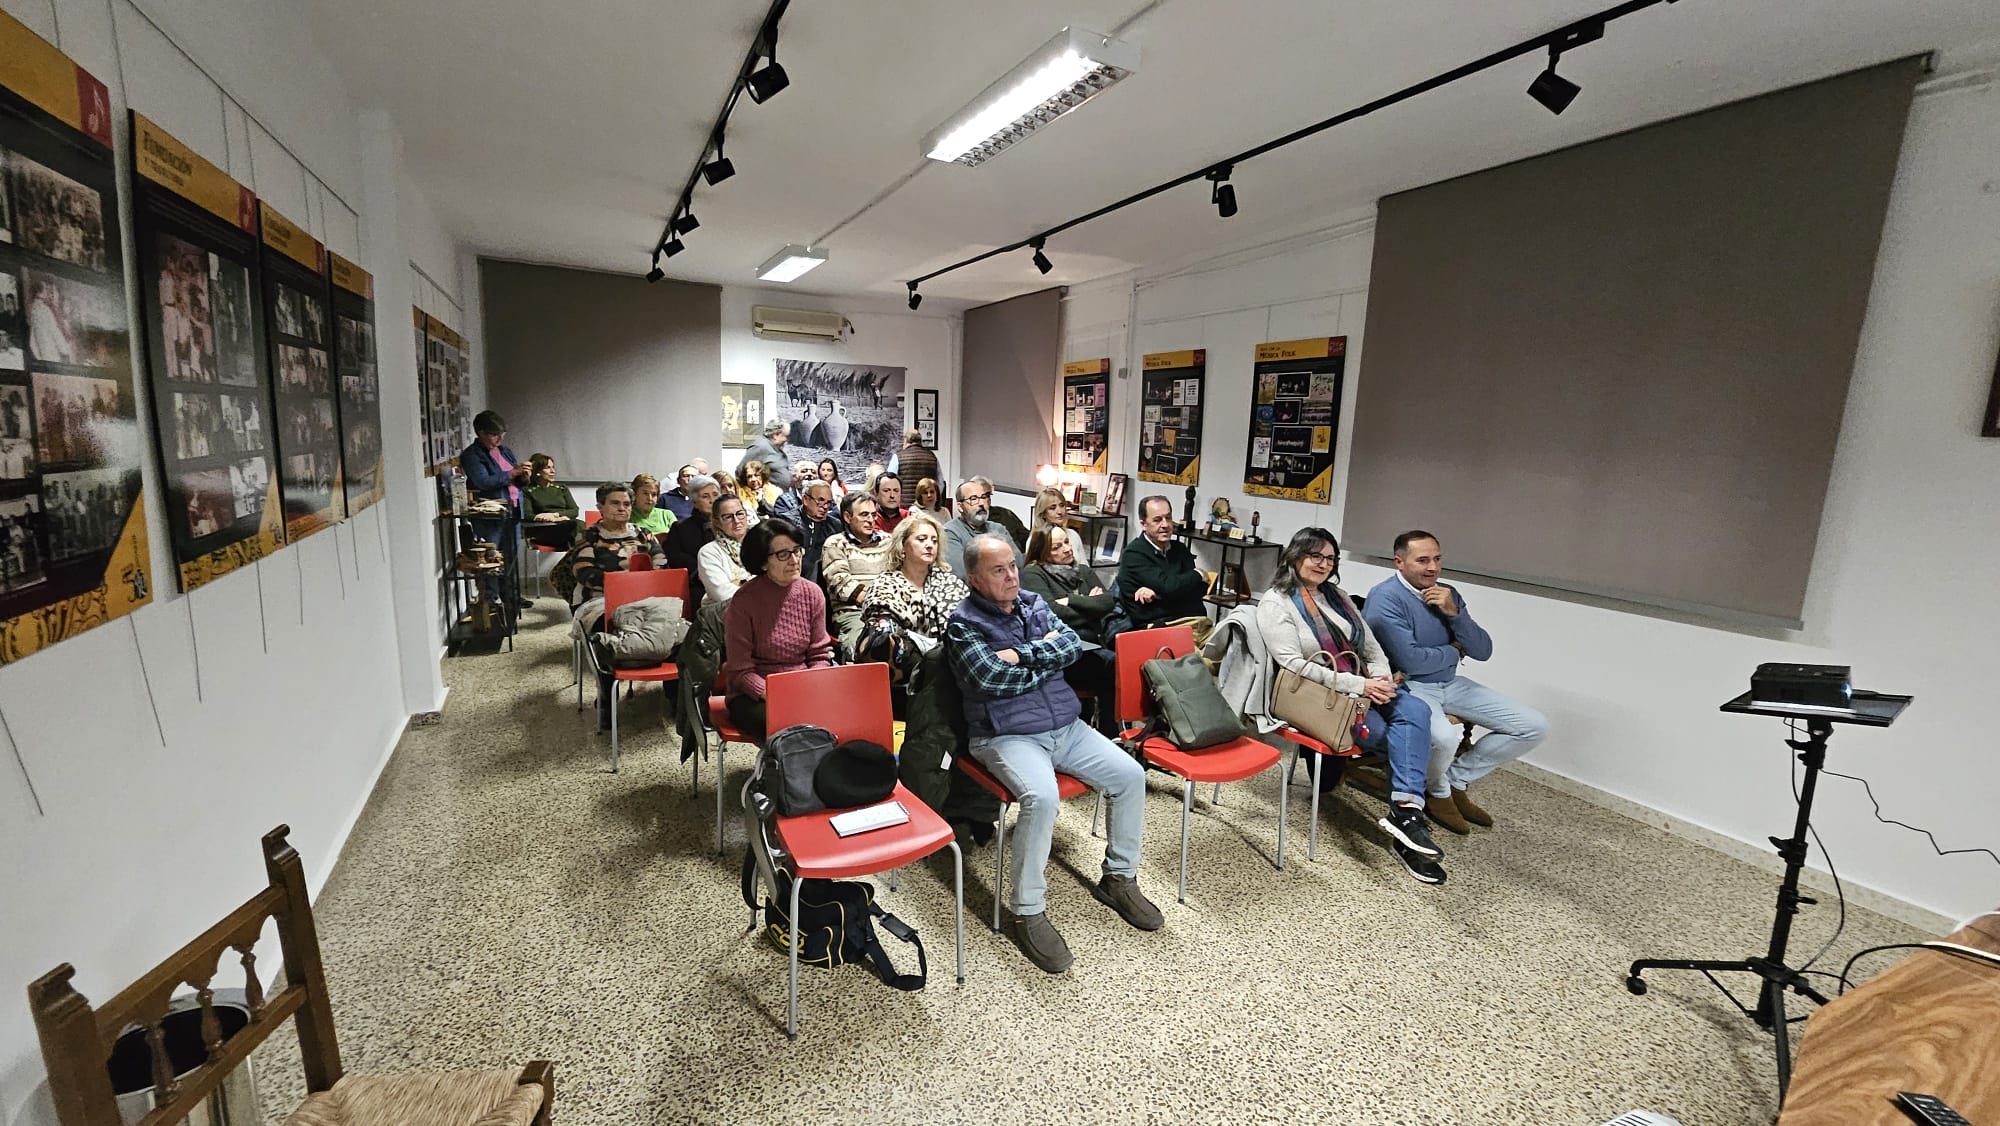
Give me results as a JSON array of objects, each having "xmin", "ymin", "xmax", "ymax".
[
  {"xmin": 872, "ymin": 471, "xmax": 908, "ymax": 534},
  {"xmin": 1362, "ymin": 529, "xmax": 1550, "ymax": 835},
  {"xmin": 794, "ymin": 480, "xmax": 841, "ymax": 585},
  {"xmin": 661, "ymin": 464, "xmax": 699, "ymax": 522},
  {"xmin": 946, "ymin": 534, "xmax": 1163, "ymax": 973},
  {"xmin": 820, "ymin": 492, "xmax": 895, "ymax": 654},
  {"xmin": 942, "ymin": 476, "xmax": 1020, "ymax": 575},
  {"xmin": 1116, "ymin": 495, "xmax": 1206, "ymax": 628}
]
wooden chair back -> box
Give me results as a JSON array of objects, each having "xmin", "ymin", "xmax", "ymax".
[{"xmin": 28, "ymin": 826, "xmax": 342, "ymax": 1126}]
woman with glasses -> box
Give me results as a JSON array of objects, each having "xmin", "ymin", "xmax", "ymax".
[
  {"xmin": 1256, "ymin": 527, "xmax": 1443, "ymax": 885},
  {"xmin": 1031, "ymin": 487, "xmax": 1088, "ymax": 564},
  {"xmin": 722, "ymin": 517, "xmax": 833, "ymax": 739},
  {"xmin": 697, "ymin": 493, "xmax": 754, "ymax": 606}
]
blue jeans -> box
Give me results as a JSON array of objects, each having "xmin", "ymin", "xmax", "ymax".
[
  {"xmin": 968, "ymin": 718, "xmax": 1144, "ymax": 916},
  {"xmin": 1354, "ymin": 689, "xmax": 1433, "ymax": 807},
  {"xmin": 1404, "ymin": 675, "xmax": 1550, "ymax": 798}
]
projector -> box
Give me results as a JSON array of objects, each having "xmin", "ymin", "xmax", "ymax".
[{"xmin": 1750, "ymin": 663, "xmax": 1852, "ymax": 710}]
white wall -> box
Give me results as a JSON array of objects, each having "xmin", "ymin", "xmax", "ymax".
[
  {"xmin": 1062, "ymin": 83, "xmax": 2000, "ymax": 924},
  {"xmin": 0, "ymin": 1, "xmax": 461, "ymax": 1119},
  {"xmin": 717, "ymin": 286, "xmax": 960, "ymax": 485}
]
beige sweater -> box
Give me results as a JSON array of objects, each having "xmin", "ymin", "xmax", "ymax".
[{"xmin": 821, "ymin": 530, "xmax": 896, "ymax": 605}]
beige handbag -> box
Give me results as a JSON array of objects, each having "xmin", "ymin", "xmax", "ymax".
[{"xmin": 1271, "ymin": 650, "xmax": 1365, "ymax": 751}]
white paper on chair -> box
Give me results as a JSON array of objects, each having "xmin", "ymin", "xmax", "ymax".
[{"xmin": 831, "ymin": 800, "xmax": 911, "ymax": 837}]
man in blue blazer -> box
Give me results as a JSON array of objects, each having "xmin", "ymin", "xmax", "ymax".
[{"xmin": 1363, "ymin": 530, "xmax": 1548, "ymax": 835}]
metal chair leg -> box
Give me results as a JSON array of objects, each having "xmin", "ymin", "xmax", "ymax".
[
  {"xmin": 1274, "ymin": 760, "xmax": 1288, "ymax": 872},
  {"xmin": 610, "ymin": 681, "xmax": 620, "ymax": 772},
  {"xmin": 1178, "ymin": 778, "xmax": 1192, "ymax": 904},
  {"xmin": 715, "ymin": 740, "xmax": 727, "ymax": 854},
  {"xmin": 1309, "ymin": 754, "xmax": 1322, "ymax": 862},
  {"xmin": 948, "ymin": 840, "xmax": 966, "ymax": 985},
  {"xmin": 1213, "ymin": 781, "xmax": 1222, "ymax": 805},
  {"xmin": 787, "ymin": 874, "xmax": 802, "ymax": 1040},
  {"xmin": 992, "ymin": 799, "xmax": 1010, "ymax": 932},
  {"xmin": 1090, "ymin": 792, "xmax": 1102, "ymax": 838}
]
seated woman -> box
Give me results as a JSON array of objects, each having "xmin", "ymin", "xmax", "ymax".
[
  {"xmin": 737, "ymin": 459, "xmax": 780, "ymax": 518},
  {"xmin": 820, "ymin": 492, "xmax": 896, "ymax": 657},
  {"xmin": 1255, "ymin": 527, "xmax": 1443, "ymax": 885},
  {"xmin": 817, "ymin": 457, "xmax": 847, "ymax": 500},
  {"xmin": 1021, "ymin": 526, "xmax": 1114, "ymax": 643},
  {"xmin": 630, "ymin": 473, "xmax": 676, "ymax": 536},
  {"xmin": 522, "ymin": 453, "xmax": 579, "ymax": 548},
  {"xmin": 570, "ymin": 482, "xmax": 669, "ymax": 731},
  {"xmin": 698, "ymin": 493, "xmax": 753, "ymax": 607},
  {"xmin": 722, "ymin": 517, "xmax": 833, "ymax": 740},
  {"xmin": 861, "ymin": 512, "xmax": 968, "ymax": 640},
  {"xmin": 1031, "ymin": 487, "xmax": 1089, "ymax": 569},
  {"xmin": 912, "ymin": 477, "xmax": 951, "ymax": 527}
]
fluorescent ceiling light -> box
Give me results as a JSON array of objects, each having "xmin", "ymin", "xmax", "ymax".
[
  {"xmin": 756, "ymin": 244, "xmax": 829, "ymax": 283},
  {"xmin": 923, "ymin": 27, "xmax": 1139, "ymax": 167}
]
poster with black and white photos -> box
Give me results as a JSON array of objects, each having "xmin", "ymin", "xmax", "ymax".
[
  {"xmin": 1137, "ymin": 349, "xmax": 1204, "ymax": 486},
  {"xmin": 331, "ymin": 254, "xmax": 380, "ymax": 513},
  {"xmin": 1062, "ymin": 358, "xmax": 1110, "ymax": 474},
  {"xmin": 0, "ymin": 27, "xmax": 151, "ymax": 663},
  {"xmin": 131, "ymin": 110, "xmax": 282, "ymax": 592},
  {"xmin": 1243, "ymin": 337, "xmax": 1343, "ymax": 502},
  {"xmin": 259, "ymin": 201, "xmax": 343, "ymax": 541}
]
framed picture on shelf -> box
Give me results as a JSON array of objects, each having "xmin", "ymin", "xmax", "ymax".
[
  {"xmin": 1077, "ymin": 487, "xmax": 1099, "ymax": 512},
  {"xmin": 1091, "ymin": 522, "xmax": 1125, "ymax": 567},
  {"xmin": 1102, "ymin": 472, "xmax": 1129, "ymax": 516}
]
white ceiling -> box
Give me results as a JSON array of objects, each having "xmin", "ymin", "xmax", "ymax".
[{"xmin": 303, "ymin": 0, "xmax": 2000, "ymax": 308}]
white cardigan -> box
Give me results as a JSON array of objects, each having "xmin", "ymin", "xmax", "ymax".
[
  {"xmin": 1254, "ymin": 586, "xmax": 1392, "ymax": 697},
  {"xmin": 697, "ymin": 539, "xmax": 750, "ymax": 605}
]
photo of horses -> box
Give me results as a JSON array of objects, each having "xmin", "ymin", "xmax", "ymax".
[{"xmin": 771, "ymin": 359, "xmax": 905, "ymax": 488}]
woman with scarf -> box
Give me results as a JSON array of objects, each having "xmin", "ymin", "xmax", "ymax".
[
  {"xmin": 697, "ymin": 493, "xmax": 753, "ymax": 607},
  {"xmin": 1256, "ymin": 527, "xmax": 1444, "ymax": 885}
]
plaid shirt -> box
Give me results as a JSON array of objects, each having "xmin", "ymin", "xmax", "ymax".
[{"xmin": 945, "ymin": 594, "xmax": 1083, "ymax": 700}]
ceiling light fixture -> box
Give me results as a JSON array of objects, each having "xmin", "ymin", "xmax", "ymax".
[
  {"xmin": 1206, "ymin": 165, "xmax": 1238, "ymax": 218},
  {"xmin": 702, "ymin": 148, "xmax": 736, "ymax": 185},
  {"xmin": 746, "ymin": 32, "xmax": 790, "ymax": 104},
  {"xmin": 1029, "ymin": 237, "xmax": 1053, "ymax": 275},
  {"xmin": 901, "ymin": 1, "xmax": 1670, "ymax": 298},
  {"xmin": 662, "ymin": 238, "xmax": 685, "ymax": 258},
  {"xmin": 756, "ymin": 244, "xmax": 829, "ymax": 283},
  {"xmin": 673, "ymin": 211, "xmax": 700, "ymax": 235},
  {"xmin": 646, "ymin": 253, "xmax": 665, "ymax": 284},
  {"xmin": 906, "ymin": 283, "xmax": 922, "ymax": 311},
  {"xmin": 923, "ymin": 27, "xmax": 1140, "ymax": 167}
]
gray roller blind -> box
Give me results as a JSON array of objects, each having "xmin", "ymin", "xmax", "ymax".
[
  {"xmin": 1345, "ymin": 58, "xmax": 1922, "ymax": 626},
  {"xmin": 479, "ymin": 259, "xmax": 720, "ymax": 481},
  {"xmin": 961, "ymin": 287, "xmax": 1064, "ymax": 490}
]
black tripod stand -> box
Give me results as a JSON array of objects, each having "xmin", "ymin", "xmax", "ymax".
[{"xmin": 1626, "ymin": 690, "xmax": 1908, "ymax": 1102}]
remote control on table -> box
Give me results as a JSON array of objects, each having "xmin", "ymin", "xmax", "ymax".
[{"xmin": 1896, "ymin": 1092, "xmax": 1974, "ymax": 1126}]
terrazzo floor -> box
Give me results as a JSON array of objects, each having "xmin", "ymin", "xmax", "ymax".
[{"xmin": 254, "ymin": 602, "xmax": 1930, "ymax": 1126}]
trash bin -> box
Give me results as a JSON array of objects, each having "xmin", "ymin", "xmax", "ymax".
[{"xmin": 105, "ymin": 989, "xmax": 259, "ymax": 1125}]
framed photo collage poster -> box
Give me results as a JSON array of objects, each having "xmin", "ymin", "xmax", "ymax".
[
  {"xmin": 415, "ymin": 309, "xmax": 469, "ymax": 475},
  {"xmin": 1061, "ymin": 358, "xmax": 1109, "ymax": 473},
  {"xmin": 1244, "ymin": 336, "xmax": 1345, "ymax": 502},
  {"xmin": 1137, "ymin": 349, "xmax": 1204, "ymax": 486},
  {"xmin": 0, "ymin": 11, "xmax": 151, "ymax": 661}
]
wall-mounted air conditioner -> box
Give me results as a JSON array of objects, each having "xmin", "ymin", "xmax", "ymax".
[{"xmin": 752, "ymin": 305, "xmax": 845, "ymax": 343}]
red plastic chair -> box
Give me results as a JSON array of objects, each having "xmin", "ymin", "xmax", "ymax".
[
  {"xmin": 627, "ymin": 551, "xmax": 653, "ymax": 571},
  {"xmin": 954, "ymin": 756, "xmax": 1089, "ymax": 932},
  {"xmin": 1114, "ymin": 624, "xmax": 1285, "ymax": 903},
  {"xmin": 598, "ymin": 568, "xmax": 689, "ymax": 772},
  {"xmin": 759, "ymin": 663, "xmax": 964, "ymax": 1040},
  {"xmin": 706, "ymin": 693, "xmax": 757, "ymax": 854},
  {"xmin": 584, "ymin": 509, "xmax": 602, "ymax": 528},
  {"xmin": 1275, "ymin": 727, "xmax": 1369, "ymax": 864}
]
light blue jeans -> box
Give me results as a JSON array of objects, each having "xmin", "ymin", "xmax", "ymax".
[
  {"xmin": 969, "ymin": 718, "xmax": 1144, "ymax": 916},
  {"xmin": 1403, "ymin": 675, "xmax": 1550, "ymax": 798}
]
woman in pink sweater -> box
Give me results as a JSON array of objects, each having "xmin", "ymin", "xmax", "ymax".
[{"xmin": 723, "ymin": 516, "xmax": 834, "ymax": 738}]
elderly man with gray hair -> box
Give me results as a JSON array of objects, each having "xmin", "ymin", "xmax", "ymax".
[
  {"xmin": 944, "ymin": 533, "xmax": 1162, "ymax": 974},
  {"xmin": 738, "ymin": 417, "xmax": 793, "ymax": 490}
]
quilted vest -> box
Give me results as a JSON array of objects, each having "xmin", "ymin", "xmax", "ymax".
[{"xmin": 949, "ymin": 590, "xmax": 1082, "ymax": 739}]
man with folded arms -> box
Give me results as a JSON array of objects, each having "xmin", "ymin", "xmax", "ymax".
[
  {"xmin": 946, "ymin": 534, "xmax": 1163, "ymax": 973},
  {"xmin": 1116, "ymin": 495, "xmax": 1206, "ymax": 629},
  {"xmin": 1363, "ymin": 530, "xmax": 1550, "ymax": 834}
]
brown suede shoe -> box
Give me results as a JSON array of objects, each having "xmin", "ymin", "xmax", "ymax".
[
  {"xmin": 1344, "ymin": 762, "xmax": 1390, "ymax": 801},
  {"xmin": 1452, "ymin": 787, "xmax": 1494, "ymax": 827},
  {"xmin": 1007, "ymin": 911, "xmax": 1074, "ymax": 974},
  {"xmin": 1425, "ymin": 794, "xmax": 1473, "ymax": 835}
]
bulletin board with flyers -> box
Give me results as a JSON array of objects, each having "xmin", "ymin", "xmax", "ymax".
[
  {"xmin": 330, "ymin": 254, "xmax": 381, "ymax": 514},
  {"xmin": 1243, "ymin": 336, "xmax": 1344, "ymax": 502},
  {"xmin": 1136, "ymin": 349, "xmax": 1204, "ymax": 486},
  {"xmin": 131, "ymin": 111, "xmax": 283, "ymax": 594},
  {"xmin": 260, "ymin": 202, "xmax": 342, "ymax": 540},
  {"xmin": 0, "ymin": 12, "xmax": 153, "ymax": 660},
  {"xmin": 415, "ymin": 309, "xmax": 469, "ymax": 475},
  {"xmin": 1061, "ymin": 358, "xmax": 1110, "ymax": 474}
]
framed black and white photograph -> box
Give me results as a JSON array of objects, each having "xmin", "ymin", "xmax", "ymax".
[
  {"xmin": 0, "ymin": 495, "xmax": 46, "ymax": 592},
  {"xmin": 1102, "ymin": 471, "xmax": 1129, "ymax": 517},
  {"xmin": 0, "ymin": 272, "xmax": 23, "ymax": 369},
  {"xmin": 7, "ymin": 146, "xmax": 107, "ymax": 270},
  {"xmin": 43, "ymin": 466, "xmax": 129, "ymax": 560},
  {"xmin": 915, "ymin": 387, "xmax": 937, "ymax": 423},
  {"xmin": 1092, "ymin": 521, "xmax": 1125, "ymax": 567}
]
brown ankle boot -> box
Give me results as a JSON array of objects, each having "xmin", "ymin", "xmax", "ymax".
[
  {"xmin": 1424, "ymin": 794, "xmax": 1472, "ymax": 835},
  {"xmin": 1451, "ymin": 787, "xmax": 1494, "ymax": 827}
]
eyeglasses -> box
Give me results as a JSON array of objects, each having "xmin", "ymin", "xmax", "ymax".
[
  {"xmin": 1304, "ymin": 552, "xmax": 1339, "ymax": 565},
  {"xmin": 960, "ymin": 492, "xmax": 992, "ymax": 504},
  {"xmin": 720, "ymin": 510, "xmax": 750, "ymax": 521},
  {"xmin": 768, "ymin": 547, "xmax": 802, "ymax": 562}
]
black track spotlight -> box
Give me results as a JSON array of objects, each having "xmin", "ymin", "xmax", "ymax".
[
  {"xmin": 1206, "ymin": 165, "xmax": 1238, "ymax": 218},
  {"xmin": 702, "ymin": 154, "xmax": 736, "ymax": 185},
  {"xmin": 1030, "ymin": 237, "xmax": 1053, "ymax": 276},
  {"xmin": 673, "ymin": 211, "xmax": 700, "ymax": 235},
  {"xmin": 662, "ymin": 238, "xmax": 685, "ymax": 258},
  {"xmin": 646, "ymin": 264, "xmax": 665, "ymax": 283},
  {"xmin": 746, "ymin": 60, "xmax": 790, "ymax": 104},
  {"xmin": 906, "ymin": 283, "xmax": 922, "ymax": 311},
  {"xmin": 1528, "ymin": 46, "xmax": 1581, "ymax": 114}
]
